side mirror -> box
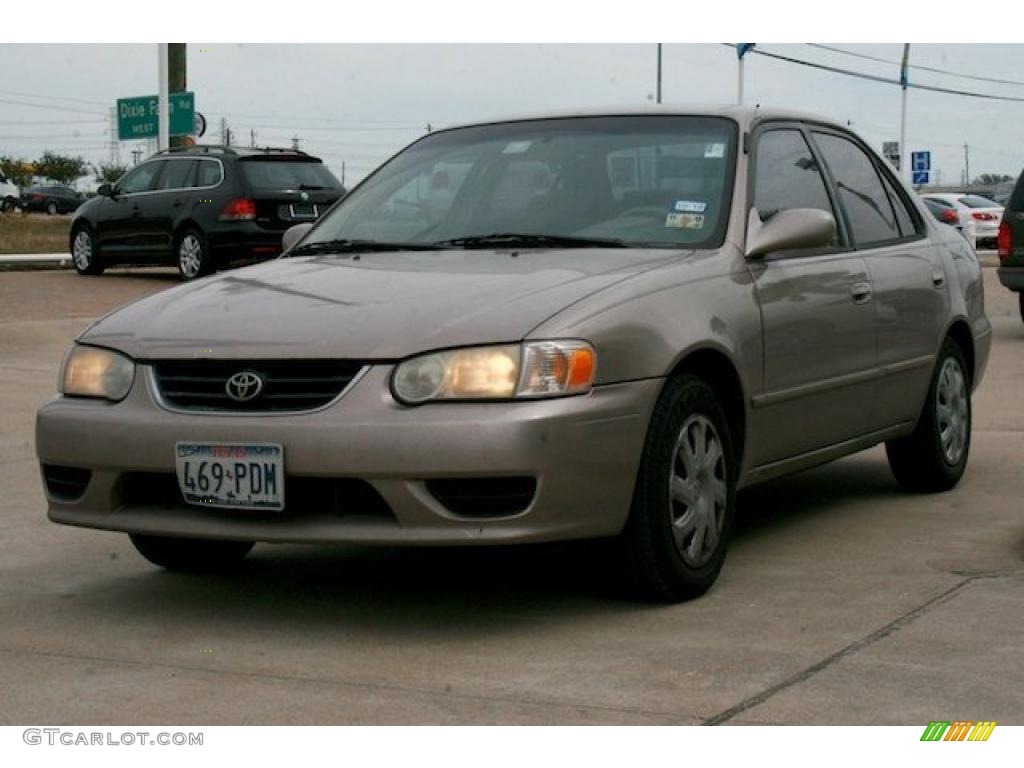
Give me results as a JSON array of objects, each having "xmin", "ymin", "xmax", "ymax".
[
  {"xmin": 745, "ymin": 207, "xmax": 836, "ymax": 259},
  {"xmin": 97, "ymin": 184, "xmax": 114, "ymax": 197},
  {"xmin": 282, "ymin": 222, "xmax": 315, "ymax": 253}
]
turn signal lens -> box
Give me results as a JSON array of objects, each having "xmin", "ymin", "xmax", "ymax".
[
  {"xmin": 391, "ymin": 341, "xmax": 596, "ymax": 404},
  {"xmin": 61, "ymin": 345, "xmax": 135, "ymax": 402},
  {"xmin": 518, "ymin": 341, "xmax": 595, "ymax": 397}
]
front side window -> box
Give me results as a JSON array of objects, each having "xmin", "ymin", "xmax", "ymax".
[
  {"xmin": 303, "ymin": 116, "xmax": 738, "ymax": 249},
  {"xmin": 753, "ymin": 129, "xmax": 837, "ymax": 222},
  {"xmin": 155, "ymin": 160, "xmax": 195, "ymax": 190},
  {"xmin": 118, "ymin": 162, "xmax": 162, "ymax": 194},
  {"xmin": 812, "ymin": 132, "xmax": 901, "ymax": 246}
]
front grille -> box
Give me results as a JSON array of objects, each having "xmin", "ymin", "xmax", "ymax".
[
  {"xmin": 426, "ymin": 477, "xmax": 537, "ymax": 518},
  {"xmin": 121, "ymin": 472, "xmax": 394, "ymax": 519},
  {"xmin": 42, "ymin": 464, "xmax": 92, "ymax": 501},
  {"xmin": 151, "ymin": 360, "xmax": 365, "ymax": 412}
]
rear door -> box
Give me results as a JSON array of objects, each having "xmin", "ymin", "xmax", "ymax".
[
  {"xmin": 810, "ymin": 129, "xmax": 947, "ymax": 433},
  {"xmin": 746, "ymin": 125, "xmax": 877, "ymax": 466},
  {"xmin": 148, "ymin": 158, "xmax": 197, "ymax": 254},
  {"xmin": 237, "ymin": 157, "xmax": 344, "ymax": 236}
]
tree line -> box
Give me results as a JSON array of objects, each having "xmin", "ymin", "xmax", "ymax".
[{"xmin": 0, "ymin": 152, "xmax": 128, "ymax": 187}]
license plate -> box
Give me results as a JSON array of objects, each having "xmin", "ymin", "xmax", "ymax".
[
  {"xmin": 175, "ymin": 442, "xmax": 284, "ymax": 511},
  {"xmin": 289, "ymin": 203, "xmax": 317, "ymax": 219}
]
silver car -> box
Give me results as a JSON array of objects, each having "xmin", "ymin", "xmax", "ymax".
[{"xmin": 36, "ymin": 106, "xmax": 991, "ymax": 601}]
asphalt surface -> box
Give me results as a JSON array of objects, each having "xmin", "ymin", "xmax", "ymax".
[{"xmin": 1, "ymin": 261, "xmax": 1022, "ymax": 725}]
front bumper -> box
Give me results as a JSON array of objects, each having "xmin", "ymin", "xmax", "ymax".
[{"xmin": 36, "ymin": 366, "xmax": 661, "ymax": 545}]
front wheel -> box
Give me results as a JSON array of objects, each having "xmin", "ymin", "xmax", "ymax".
[
  {"xmin": 46, "ymin": 201, "xmax": 58, "ymax": 215},
  {"xmin": 71, "ymin": 226, "xmax": 104, "ymax": 275},
  {"xmin": 130, "ymin": 534, "xmax": 253, "ymax": 571},
  {"xmin": 886, "ymin": 337, "xmax": 971, "ymax": 492},
  {"xmin": 616, "ymin": 374, "xmax": 736, "ymax": 602},
  {"xmin": 176, "ymin": 228, "xmax": 215, "ymax": 280}
]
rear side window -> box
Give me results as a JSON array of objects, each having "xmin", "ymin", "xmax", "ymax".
[
  {"xmin": 813, "ymin": 132, "xmax": 900, "ymax": 246},
  {"xmin": 879, "ymin": 172, "xmax": 918, "ymax": 238},
  {"xmin": 753, "ymin": 128, "xmax": 838, "ymax": 228},
  {"xmin": 240, "ymin": 160, "xmax": 341, "ymax": 192},
  {"xmin": 155, "ymin": 160, "xmax": 195, "ymax": 190},
  {"xmin": 958, "ymin": 195, "xmax": 999, "ymax": 208},
  {"xmin": 192, "ymin": 160, "xmax": 222, "ymax": 188}
]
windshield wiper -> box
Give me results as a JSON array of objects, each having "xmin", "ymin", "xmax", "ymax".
[
  {"xmin": 432, "ymin": 233, "xmax": 628, "ymax": 249},
  {"xmin": 298, "ymin": 184, "xmax": 328, "ymax": 190},
  {"xmin": 287, "ymin": 239, "xmax": 443, "ymax": 256}
]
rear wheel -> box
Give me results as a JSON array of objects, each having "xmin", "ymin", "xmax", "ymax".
[
  {"xmin": 616, "ymin": 374, "xmax": 736, "ymax": 602},
  {"xmin": 130, "ymin": 534, "xmax": 253, "ymax": 571},
  {"xmin": 176, "ymin": 228, "xmax": 215, "ymax": 280},
  {"xmin": 886, "ymin": 337, "xmax": 971, "ymax": 492},
  {"xmin": 71, "ymin": 225, "xmax": 104, "ymax": 275}
]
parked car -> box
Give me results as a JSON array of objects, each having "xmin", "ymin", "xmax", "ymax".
[
  {"xmin": 920, "ymin": 193, "xmax": 1003, "ymax": 249},
  {"xmin": 922, "ymin": 196, "xmax": 964, "ymax": 236},
  {"xmin": 0, "ymin": 172, "xmax": 19, "ymax": 212},
  {"xmin": 20, "ymin": 185, "xmax": 83, "ymax": 214},
  {"xmin": 997, "ymin": 170, "xmax": 1024, "ymax": 320},
  {"xmin": 993, "ymin": 180, "xmax": 1015, "ymax": 206},
  {"xmin": 37, "ymin": 107, "xmax": 990, "ymax": 601},
  {"xmin": 68, "ymin": 145, "xmax": 346, "ymax": 280}
]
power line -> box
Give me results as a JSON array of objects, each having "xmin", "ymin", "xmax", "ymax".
[
  {"xmin": 807, "ymin": 44, "xmax": 1024, "ymax": 87},
  {"xmin": 724, "ymin": 44, "xmax": 1024, "ymax": 103},
  {"xmin": 0, "ymin": 87, "xmax": 110, "ymax": 107},
  {"xmin": 0, "ymin": 96, "xmax": 107, "ymax": 116}
]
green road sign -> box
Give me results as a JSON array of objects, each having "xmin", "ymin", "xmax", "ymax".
[{"xmin": 116, "ymin": 92, "xmax": 195, "ymax": 140}]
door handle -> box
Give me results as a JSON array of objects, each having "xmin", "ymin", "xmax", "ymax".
[
  {"xmin": 171, "ymin": 199, "xmax": 183, "ymax": 208},
  {"xmin": 851, "ymin": 282, "xmax": 872, "ymax": 304},
  {"xmin": 932, "ymin": 271, "xmax": 946, "ymax": 288}
]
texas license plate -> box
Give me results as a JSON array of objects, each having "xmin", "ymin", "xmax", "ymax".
[{"xmin": 175, "ymin": 443, "xmax": 284, "ymax": 511}]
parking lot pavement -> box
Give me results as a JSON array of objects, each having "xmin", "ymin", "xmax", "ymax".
[{"xmin": 1, "ymin": 265, "xmax": 1022, "ymax": 725}]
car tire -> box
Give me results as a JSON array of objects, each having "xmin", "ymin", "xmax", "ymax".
[
  {"xmin": 616, "ymin": 374, "xmax": 737, "ymax": 602},
  {"xmin": 1, "ymin": 196, "xmax": 14, "ymax": 212},
  {"xmin": 885, "ymin": 337, "xmax": 971, "ymax": 493},
  {"xmin": 71, "ymin": 225, "xmax": 104, "ymax": 275},
  {"xmin": 1018, "ymin": 293, "xmax": 1024, "ymax": 323},
  {"xmin": 129, "ymin": 534, "xmax": 254, "ymax": 571},
  {"xmin": 46, "ymin": 200, "xmax": 58, "ymax": 215},
  {"xmin": 176, "ymin": 228, "xmax": 215, "ymax": 280}
]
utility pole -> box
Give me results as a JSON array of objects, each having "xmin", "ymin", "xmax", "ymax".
[
  {"xmin": 656, "ymin": 44, "xmax": 662, "ymax": 104},
  {"xmin": 250, "ymin": 128, "xmax": 257, "ymax": 148},
  {"xmin": 108, "ymin": 106, "xmax": 120, "ymax": 166},
  {"xmin": 341, "ymin": 161, "xmax": 346, "ymax": 187},
  {"xmin": 131, "ymin": 148, "xmax": 143, "ymax": 166},
  {"xmin": 964, "ymin": 143, "xmax": 970, "ymax": 186},
  {"xmin": 291, "ymin": 135, "xmax": 301, "ymax": 151},
  {"xmin": 168, "ymin": 43, "xmax": 187, "ymax": 149},
  {"xmin": 899, "ymin": 44, "xmax": 910, "ymax": 181}
]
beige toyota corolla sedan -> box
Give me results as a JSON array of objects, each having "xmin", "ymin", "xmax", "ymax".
[{"xmin": 37, "ymin": 106, "xmax": 991, "ymax": 601}]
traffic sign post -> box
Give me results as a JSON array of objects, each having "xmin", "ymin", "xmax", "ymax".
[
  {"xmin": 117, "ymin": 92, "xmax": 195, "ymax": 140},
  {"xmin": 911, "ymin": 150, "xmax": 931, "ymax": 186}
]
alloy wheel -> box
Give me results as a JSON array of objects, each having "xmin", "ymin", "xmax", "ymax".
[
  {"xmin": 72, "ymin": 230, "xmax": 92, "ymax": 270},
  {"xmin": 179, "ymin": 234, "xmax": 203, "ymax": 278},
  {"xmin": 936, "ymin": 357, "xmax": 968, "ymax": 465},
  {"xmin": 668, "ymin": 414, "xmax": 727, "ymax": 567}
]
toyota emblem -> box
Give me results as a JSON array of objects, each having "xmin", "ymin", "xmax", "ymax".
[{"xmin": 225, "ymin": 371, "xmax": 264, "ymax": 402}]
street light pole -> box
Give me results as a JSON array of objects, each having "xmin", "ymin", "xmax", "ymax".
[
  {"xmin": 157, "ymin": 44, "xmax": 169, "ymax": 151},
  {"xmin": 168, "ymin": 44, "xmax": 187, "ymax": 149},
  {"xmin": 656, "ymin": 44, "xmax": 662, "ymax": 104}
]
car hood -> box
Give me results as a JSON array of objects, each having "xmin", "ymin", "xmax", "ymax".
[{"xmin": 80, "ymin": 248, "xmax": 685, "ymax": 360}]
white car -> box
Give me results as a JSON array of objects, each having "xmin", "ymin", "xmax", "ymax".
[
  {"xmin": 0, "ymin": 172, "xmax": 19, "ymax": 212},
  {"xmin": 920, "ymin": 193, "xmax": 1003, "ymax": 248}
]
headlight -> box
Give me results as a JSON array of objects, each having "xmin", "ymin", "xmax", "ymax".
[
  {"xmin": 392, "ymin": 341, "xmax": 595, "ymax": 404},
  {"xmin": 61, "ymin": 345, "xmax": 135, "ymax": 402}
]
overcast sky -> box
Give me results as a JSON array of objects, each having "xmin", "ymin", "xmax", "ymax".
[{"xmin": 2, "ymin": 43, "xmax": 1023, "ymax": 188}]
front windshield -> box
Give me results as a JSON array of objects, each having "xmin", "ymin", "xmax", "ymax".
[{"xmin": 303, "ymin": 116, "xmax": 737, "ymax": 249}]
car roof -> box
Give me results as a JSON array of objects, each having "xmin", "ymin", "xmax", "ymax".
[
  {"xmin": 151, "ymin": 145, "xmax": 321, "ymax": 161},
  {"xmin": 433, "ymin": 103, "xmax": 843, "ymax": 134}
]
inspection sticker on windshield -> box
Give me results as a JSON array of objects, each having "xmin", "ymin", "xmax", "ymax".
[
  {"xmin": 704, "ymin": 143, "xmax": 725, "ymax": 158},
  {"xmin": 666, "ymin": 212, "xmax": 705, "ymax": 229},
  {"xmin": 673, "ymin": 200, "xmax": 707, "ymax": 213},
  {"xmin": 502, "ymin": 140, "xmax": 533, "ymax": 154}
]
